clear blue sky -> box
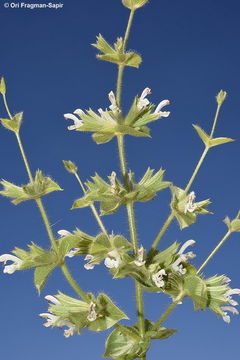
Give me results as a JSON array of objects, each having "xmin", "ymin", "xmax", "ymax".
[{"xmin": 0, "ymin": 0, "xmax": 240, "ymax": 359}]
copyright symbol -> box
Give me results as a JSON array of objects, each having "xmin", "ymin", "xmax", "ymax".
[{"xmin": 4, "ymin": 3, "xmax": 9, "ymax": 7}]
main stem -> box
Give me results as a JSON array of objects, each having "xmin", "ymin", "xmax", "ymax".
[{"xmin": 115, "ymin": 8, "xmax": 146, "ymax": 356}]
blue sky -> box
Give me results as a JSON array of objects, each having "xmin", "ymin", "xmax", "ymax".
[{"xmin": 0, "ymin": 0, "xmax": 240, "ymax": 359}]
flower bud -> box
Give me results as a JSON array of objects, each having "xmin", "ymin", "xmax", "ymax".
[
  {"xmin": 122, "ymin": 0, "xmax": 148, "ymax": 10},
  {"xmin": 216, "ymin": 90, "xmax": 227, "ymax": 106},
  {"xmin": 0, "ymin": 77, "xmax": 6, "ymax": 95},
  {"xmin": 63, "ymin": 160, "xmax": 78, "ymax": 174}
]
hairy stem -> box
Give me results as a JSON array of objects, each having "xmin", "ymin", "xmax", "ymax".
[
  {"xmin": 61, "ymin": 263, "xmax": 89, "ymax": 302},
  {"xmin": 75, "ymin": 173, "xmax": 108, "ymax": 235},
  {"xmin": 153, "ymin": 294, "xmax": 184, "ymax": 330},
  {"xmin": 197, "ymin": 230, "xmax": 231, "ymax": 274}
]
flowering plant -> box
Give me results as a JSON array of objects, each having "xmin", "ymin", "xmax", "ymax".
[{"xmin": 0, "ymin": 1, "xmax": 239, "ymax": 359}]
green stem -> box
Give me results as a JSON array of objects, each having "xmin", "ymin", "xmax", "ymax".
[
  {"xmin": 183, "ymin": 146, "xmax": 209, "ymax": 195},
  {"xmin": 126, "ymin": 202, "xmax": 138, "ymax": 253},
  {"xmin": 117, "ymin": 135, "xmax": 128, "ymax": 186},
  {"xmin": 153, "ymin": 294, "xmax": 184, "ymax": 330},
  {"xmin": 210, "ymin": 103, "xmax": 221, "ymax": 139},
  {"xmin": 61, "ymin": 263, "xmax": 89, "ymax": 302},
  {"xmin": 74, "ymin": 173, "xmax": 107, "ymax": 235},
  {"xmin": 197, "ymin": 230, "xmax": 231, "ymax": 274},
  {"xmin": 150, "ymin": 212, "xmax": 175, "ymax": 252},
  {"xmin": 15, "ymin": 133, "xmax": 34, "ymax": 182},
  {"xmin": 123, "ymin": 9, "xmax": 135, "ymax": 51},
  {"xmin": 116, "ymin": 65, "xmax": 125, "ymax": 107}
]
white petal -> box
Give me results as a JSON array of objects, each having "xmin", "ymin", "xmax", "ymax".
[
  {"xmin": 154, "ymin": 100, "xmax": 170, "ymax": 114},
  {"xmin": 64, "ymin": 113, "xmax": 79, "ymax": 122},
  {"xmin": 73, "ymin": 108, "xmax": 84, "ymax": 116},
  {"xmin": 57, "ymin": 230, "xmax": 71, "ymax": 237},
  {"xmin": 140, "ymin": 87, "xmax": 151, "ymax": 99},
  {"xmin": 0, "ymin": 254, "xmax": 21, "ymax": 263},
  {"xmin": 45, "ymin": 295, "xmax": 61, "ymax": 306},
  {"xmin": 178, "ymin": 240, "xmax": 196, "ymax": 255}
]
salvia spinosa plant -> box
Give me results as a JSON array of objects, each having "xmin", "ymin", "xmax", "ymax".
[{"xmin": 0, "ymin": 1, "xmax": 239, "ymax": 359}]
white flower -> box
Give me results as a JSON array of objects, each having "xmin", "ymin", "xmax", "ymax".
[
  {"xmin": 39, "ymin": 313, "xmax": 59, "ymax": 327},
  {"xmin": 137, "ymin": 87, "xmax": 151, "ymax": 110},
  {"xmin": 104, "ymin": 249, "xmax": 121, "ymax": 269},
  {"xmin": 0, "ymin": 254, "xmax": 23, "ymax": 274},
  {"xmin": 154, "ymin": 99, "xmax": 170, "ymax": 117},
  {"xmin": 108, "ymin": 91, "xmax": 120, "ymax": 115},
  {"xmin": 65, "ymin": 248, "xmax": 80, "ymax": 258},
  {"xmin": 184, "ymin": 191, "xmax": 198, "ymax": 214},
  {"xmin": 87, "ymin": 302, "xmax": 97, "ymax": 322},
  {"xmin": 152, "ymin": 269, "xmax": 166, "ymax": 288},
  {"xmin": 64, "ymin": 109, "xmax": 84, "ymax": 130},
  {"xmin": 45, "ymin": 295, "xmax": 61, "ymax": 306},
  {"xmin": 224, "ymin": 289, "xmax": 240, "ymax": 306},
  {"xmin": 134, "ymin": 246, "xmax": 145, "ymax": 267},
  {"xmin": 84, "ymin": 254, "xmax": 100, "ymax": 270},
  {"xmin": 171, "ymin": 240, "xmax": 196, "ymax": 275},
  {"xmin": 39, "ymin": 313, "xmax": 76, "ymax": 337},
  {"xmin": 57, "ymin": 229, "xmax": 72, "ymax": 237},
  {"xmin": 221, "ymin": 306, "xmax": 239, "ymax": 323}
]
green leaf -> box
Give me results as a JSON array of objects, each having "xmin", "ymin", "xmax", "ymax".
[
  {"xmin": 145, "ymin": 320, "xmax": 177, "ymax": 340},
  {"xmin": 184, "ymin": 275, "xmax": 208, "ymax": 310},
  {"xmin": 0, "ymin": 76, "xmax": 6, "ymax": 95},
  {"xmin": 97, "ymin": 52, "xmax": 142, "ymax": 68},
  {"xmin": 223, "ymin": 211, "xmax": 240, "ymax": 232},
  {"xmin": 192, "ymin": 124, "xmax": 210, "ymax": 146},
  {"xmin": 92, "ymin": 132, "xmax": 115, "ymax": 144},
  {"xmin": 88, "ymin": 293, "xmax": 129, "ymax": 332},
  {"xmin": 34, "ymin": 264, "xmax": 56, "ymax": 295},
  {"xmin": 0, "ymin": 170, "xmax": 62, "ymax": 205},
  {"xmin": 104, "ymin": 327, "xmax": 150, "ymax": 359},
  {"xmin": 209, "ymin": 137, "xmax": 235, "ymax": 147},
  {"xmin": 0, "ymin": 112, "xmax": 23, "ymax": 133},
  {"xmin": 92, "ymin": 34, "xmax": 116, "ymax": 54}
]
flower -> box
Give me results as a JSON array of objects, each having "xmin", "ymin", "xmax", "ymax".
[
  {"xmin": 171, "ymin": 240, "xmax": 196, "ymax": 275},
  {"xmin": 134, "ymin": 246, "xmax": 145, "ymax": 266},
  {"xmin": 0, "ymin": 254, "xmax": 23, "ymax": 274},
  {"xmin": 84, "ymin": 254, "xmax": 100, "ymax": 270},
  {"xmin": 152, "ymin": 269, "xmax": 166, "ymax": 288},
  {"xmin": 154, "ymin": 99, "xmax": 170, "ymax": 117},
  {"xmin": 104, "ymin": 249, "xmax": 121, "ymax": 269},
  {"xmin": 87, "ymin": 302, "xmax": 97, "ymax": 322},
  {"xmin": 65, "ymin": 248, "xmax": 80, "ymax": 258},
  {"xmin": 221, "ymin": 306, "xmax": 239, "ymax": 323},
  {"xmin": 39, "ymin": 313, "xmax": 76, "ymax": 337},
  {"xmin": 64, "ymin": 109, "xmax": 84, "ymax": 130},
  {"xmin": 137, "ymin": 87, "xmax": 151, "ymax": 110},
  {"xmin": 224, "ymin": 289, "xmax": 240, "ymax": 306},
  {"xmin": 108, "ymin": 91, "xmax": 120, "ymax": 115},
  {"xmin": 184, "ymin": 191, "xmax": 198, "ymax": 214}
]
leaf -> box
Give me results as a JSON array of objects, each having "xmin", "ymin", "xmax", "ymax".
[
  {"xmin": 97, "ymin": 52, "xmax": 142, "ymax": 68},
  {"xmin": 0, "ymin": 112, "xmax": 23, "ymax": 133},
  {"xmin": 192, "ymin": 124, "xmax": 210, "ymax": 146},
  {"xmin": 92, "ymin": 34, "xmax": 116, "ymax": 54},
  {"xmin": 209, "ymin": 137, "xmax": 235, "ymax": 147},
  {"xmin": 88, "ymin": 293, "xmax": 129, "ymax": 332},
  {"xmin": 92, "ymin": 132, "xmax": 115, "ymax": 144},
  {"xmin": 34, "ymin": 264, "xmax": 56, "ymax": 295},
  {"xmin": 184, "ymin": 275, "xmax": 208, "ymax": 310},
  {"xmin": 145, "ymin": 320, "xmax": 177, "ymax": 340},
  {"xmin": 103, "ymin": 327, "xmax": 150, "ymax": 359}
]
